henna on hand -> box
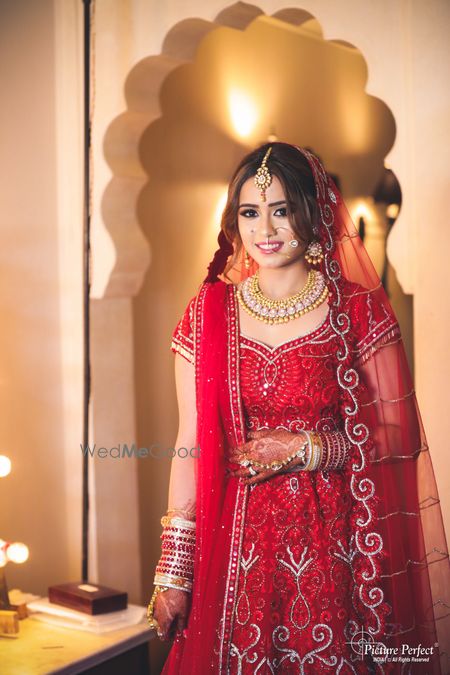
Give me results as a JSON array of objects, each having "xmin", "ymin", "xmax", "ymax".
[
  {"xmin": 153, "ymin": 588, "xmax": 191, "ymax": 641},
  {"xmin": 228, "ymin": 428, "xmax": 308, "ymax": 484}
]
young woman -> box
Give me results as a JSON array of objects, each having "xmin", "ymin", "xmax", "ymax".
[{"xmin": 147, "ymin": 143, "xmax": 449, "ymax": 674}]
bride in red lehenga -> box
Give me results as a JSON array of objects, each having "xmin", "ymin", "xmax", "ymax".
[{"xmin": 147, "ymin": 143, "xmax": 450, "ymax": 674}]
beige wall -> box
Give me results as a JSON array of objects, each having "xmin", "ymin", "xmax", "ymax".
[
  {"xmin": 0, "ymin": 0, "xmax": 83, "ymax": 593},
  {"xmin": 0, "ymin": 0, "xmax": 143, "ymax": 604}
]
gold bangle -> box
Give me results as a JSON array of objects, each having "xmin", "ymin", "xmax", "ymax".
[
  {"xmin": 160, "ymin": 514, "xmax": 197, "ymax": 529},
  {"xmin": 146, "ymin": 585, "xmax": 169, "ymax": 630},
  {"xmin": 310, "ymin": 432, "xmax": 323, "ymax": 470},
  {"xmin": 153, "ymin": 574, "xmax": 193, "ymax": 591},
  {"xmin": 166, "ymin": 508, "xmax": 196, "ymax": 521},
  {"xmin": 303, "ymin": 432, "xmax": 315, "ymax": 471}
]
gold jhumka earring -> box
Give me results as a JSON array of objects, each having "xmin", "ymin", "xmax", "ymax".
[
  {"xmin": 244, "ymin": 250, "xmax": 251, "ymax": 270},
  {"xmin": 254, "ymin": 147, "xmax": 273, "ymax": 201},
  {"xmin": 304, "ymin": 241, "xmax": 324, "ymax": 266}
]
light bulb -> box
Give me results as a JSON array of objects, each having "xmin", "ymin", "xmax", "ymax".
[
  {"xmin": 6, "ymin": 542, "xmax": 29, "ymax": 564},
  {"xmin": 228, "ymin": 90, "xmax": 258, "ymax": 138},
  {"xmin": 0, "ymin": 455, "xmax": 11, "ymax": 477},
  {"xmin": 386, "ymin": 203, "xmax": 400, "ymax": 219}
]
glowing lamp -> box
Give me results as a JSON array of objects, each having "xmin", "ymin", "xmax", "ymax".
[
  {"xmin": 6, "ymin": 543, "xmax": 29, "ymax": 565},
  {"xmin": 0, "ymin": 456, "xmax": 29, "ymax": 613},
  {"xmin": 228, "ymin": 89, "xmax": 258, "ymax": 138},
  {"xmin": 0, "ymin": 455, "xmax": 11, "ymax": 478}
]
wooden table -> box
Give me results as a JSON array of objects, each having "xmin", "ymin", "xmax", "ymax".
[{"xmin": 0, "ymin": 613, "xmax": 153, "ymax": 674}]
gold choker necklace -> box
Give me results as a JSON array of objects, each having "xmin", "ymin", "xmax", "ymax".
[{"xmin": 237, "ymin": 270, "xmax": 328, "ymax": 325}]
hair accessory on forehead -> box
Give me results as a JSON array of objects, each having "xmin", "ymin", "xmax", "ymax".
[{"xmin": 254, "ymin": 146, "xmax": 273, "ymax": 201}]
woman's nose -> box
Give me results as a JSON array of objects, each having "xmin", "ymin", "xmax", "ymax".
[{"xmin": 257, "ymin": 211, "xmax": 277, "ymax": 236}]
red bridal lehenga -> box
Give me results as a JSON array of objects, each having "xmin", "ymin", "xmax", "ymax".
[{"xmin": 162, "ymin": 147, "xmax": 450, "ymax": 675}]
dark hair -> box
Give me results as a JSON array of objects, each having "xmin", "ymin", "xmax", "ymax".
[{"xmin": 221, "ymin": 142, "xmax": 319, "ymax": 279}]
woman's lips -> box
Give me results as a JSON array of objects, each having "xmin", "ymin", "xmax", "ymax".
[{"xmin": 254, "ymin": 241, "xmax": 284, "ymax": 254}]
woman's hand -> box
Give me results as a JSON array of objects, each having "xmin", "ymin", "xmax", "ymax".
[
  {"xmin": 228, "ymin": 428, "xmax": 307, "ymax": 485},
  {"xmin": 153, "ymin": 588, "xmax": 191, "ymax": 641}
]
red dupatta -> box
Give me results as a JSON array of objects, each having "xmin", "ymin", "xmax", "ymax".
[
  {"xmin": 163, "ymin": 279, "xmax": 250, "ymax": 673},
  {"xmin": 162, "ymin": 145, "xmax": 450, "ymax": 674}
]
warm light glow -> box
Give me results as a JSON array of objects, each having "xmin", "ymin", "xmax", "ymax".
[
  {"xmin": 228, "ymin": 89, "xmax": 258, "ymax": 138},
  {"xmin": 349, "ymin": 199, "xmax": 372, "ymax": 223},
  {"xmin": 0, "ymin": 550, "xmax": 6, "ymax": 567},
  {"xmin": 214, "ymin": 189, "xmax": 228, "ymax": 226},
  {"xmin": 6, "ymin": 542, "xmax": 29, "ymax": 564},
  {"xmin": 386, "ymin": 203, "xmax": 400, "ymax": 219},
  {"xmin": 0, "ymin": 455, "xmax": 11, "ymax": 477}
]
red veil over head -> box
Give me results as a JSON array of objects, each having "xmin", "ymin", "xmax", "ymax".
[{"xmin": 163, "ymin": 145, "xmax": 450, "ymax": 674}]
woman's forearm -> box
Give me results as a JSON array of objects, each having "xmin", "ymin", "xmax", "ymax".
[
  {"xmin": 152, "ymin": 354, "xmax": 197, "ymax": 593},
  {"xmin": 167, "ymin": 446, "xmax": 197, "ymax": 519},
  {"xmin": 167, "ymin": 352, "xmax": 198, "ymax": 516},
  {"xmin": 153, "ymin": 442, "xmax": 197, "ymax": 593}
]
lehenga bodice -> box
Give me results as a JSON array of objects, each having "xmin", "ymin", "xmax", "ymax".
[{"xmin": 238, "ymin": 311, "xmax": 342, "ymax": 434}]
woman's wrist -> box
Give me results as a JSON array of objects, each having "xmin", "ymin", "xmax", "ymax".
[
  {"xmin": 286, "ymin": 431, "xmax": 309, "ymax": 470},
  {"xmin": 154, "ymin": 511, "xmax": 196, "ymax": 592},
  {"xmin": 161, "ymin": 508, "xmax": 196, "ymax": 527},
  {"xmin": 165, "ymin": 506, "xmax": 196, "ymax": 522},
  {"xmin": 286, "ymin": 430, "xmax": 350, "ymax": 472}
]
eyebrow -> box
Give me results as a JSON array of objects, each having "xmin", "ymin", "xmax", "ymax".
[{"xmin": 238, "ymin": 200, "xmax": 287, "ymax": 208}]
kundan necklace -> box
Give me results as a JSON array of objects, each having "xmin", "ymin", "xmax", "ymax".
[{"xmin": 237, "ymin": 269, "xmax": 329, "ymax": 325}]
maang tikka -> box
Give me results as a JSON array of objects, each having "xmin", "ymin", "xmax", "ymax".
[{"xmin": 254, "ymin": 147, "xmax": 273, "ymax": 201}]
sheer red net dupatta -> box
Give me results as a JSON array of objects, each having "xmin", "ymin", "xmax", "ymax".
[
  {"xmin": 163, "ymin": 281, "xmax": 246, "ymax": 674},
  {"xmin": 300, "ymin": 148, "xmax": 450, "ymax": 673}
]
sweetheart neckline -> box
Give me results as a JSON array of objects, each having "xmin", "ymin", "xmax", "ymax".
[{"xmin": 239, "ymin": 309, "xmax": 331, "ymax": 352}]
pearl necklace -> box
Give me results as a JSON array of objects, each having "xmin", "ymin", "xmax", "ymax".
[{"xmin": 237, "ymin": 270, "xmax": 329, "ymax": 324}]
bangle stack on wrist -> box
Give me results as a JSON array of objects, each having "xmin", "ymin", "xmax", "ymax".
[
  {"xmin": 307, "ymin": 431, "xmax": 323, "ymax": 470},
  {"xmin": 154, "ymin": 515, "xmax": 196, "ymax": 592},
  {"xmin": 291, "ymin": 431, "xmax": 323, "ymax": 471},
  {"xmin": 289, "ymin": 430, "xmax": 350, "ymax": 472},
  {"xmin": 318, "ymin": 431, "xmax": 349, "ymax": 470},
  {"xmin": 147, "ymin": 511, "xmax": 196, "ymax": 630}
]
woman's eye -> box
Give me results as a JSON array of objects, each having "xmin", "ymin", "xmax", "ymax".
[
  {"xmin": 239, "ymin": 209, "xmax": 258, "ymax": 218},
  {"xmin": 274, "ymin": 207, "xmax": 288, "ymax": 217}
]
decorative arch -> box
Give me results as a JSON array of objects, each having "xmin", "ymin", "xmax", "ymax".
[{"xmin": 100, "ymin": 1, "xmax": 396, "ymax": 298}]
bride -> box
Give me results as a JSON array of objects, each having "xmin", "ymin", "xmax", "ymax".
[{"xmin": 147, "ymin": 143, "xmax": 449, "ymax": 674}]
